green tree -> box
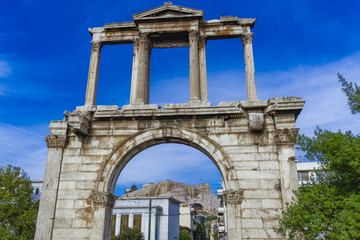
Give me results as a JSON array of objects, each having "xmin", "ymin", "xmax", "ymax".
[
  {"xmin": 112, "ymin": 227, "xmax": 144, "ymax": 240},
  {"xmin": 0, "ymin": 166, "xmax": 39, "ymax": 240},
  {"xmin": 276, "ymin": 74, "xmax": 360, "ymax": 239},
  {"xmin": 193, "ymin": 220, "xmax": 205, "ymax": 240},
  {"xmin": 179, "ymin": 229, "xmax": 192, "ymax": 240}
]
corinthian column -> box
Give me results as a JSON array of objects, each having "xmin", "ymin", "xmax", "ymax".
[
  {"xmin": 134, "ymin": 33, "xmax": 150, "ymax": 105},
  {"xmin": 188, "ymin": 30, "xmax": 200, "ymax": 102},
  {"xmin": 241, "ymin": 33, "xmax": 257, "ymax": 100},
  {"xmin": 199, "ymin": 36, "xmax": 208, "ymax": 103},
  {"xmin": 85, "ymin": 41, "xmax": 102, "ymax": 106},
  {"xmin": 130, "ymin": 39, "xmax": 139, "ymax": 105}
]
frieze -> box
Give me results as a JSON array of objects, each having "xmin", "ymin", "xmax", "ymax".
[
  {"xmin": 45, "ymin": 135, "xmax": 67, "ymax": 148},
  {"xmin": 90, "ymin": 191, "xmax": 117, "ymax": 208},
  {"xmin": 223, "ymin": 190, "xmax": 243, "ymax": 204},
  {"xmin": 275, "ymin": 128, "xmax": 299, "ymax": 144}
]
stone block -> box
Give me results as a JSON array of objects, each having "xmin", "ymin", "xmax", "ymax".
[
  {"xmin": 259, "ymin": 160, "xmax": 280, "ymax": 170},
  {"xmin": 78, "ymin": 164, "xmax": 101, "ymax": 172},
  {"xmin": 60, "ymin": 172, "xmax": 98, "ymax": 181},
  {"xmin": 55, "ymin": 209, "xmax": 76, "ymax": 219},
  {"xmin": 262, "ymin": 199, "xmax": 283, "ymax": 209},
  {"xmin": 241, "ymin": 199, "xmax": 261, "ymax": 208},
  {"xmin": 74, "ymin": 200, "xmax": 91, "ymax": 209},
  {"xmin": 52, "ymin": 228, "xmax": 90, "ymax": 238},
  {"xmin": 76, "ymin": 181, "xmax": 96, "ymax": 190},
  {"xmin": 56, "ymin": 200, "xmax": 74, "ymax": 209},
  {"xmin": 243, "ymin": 189, "xmax": 281, "ymax": 199},
  {"xmin": 53, "ymin": 218, "xmax": 73, "ymax": 228},
  {"xmin": 241, "ymin": 208, "xmax": 281, "ymax": 219},
  {"xmin": 241, "ymin": 218, "xmax": 263, "ymax": 228},
  {"xmin": 62, "ymin": 164, "xmax": 79, "ymax": 172},
  {"xmin": 236, "ymin": 170, "xmax": 279, "ymax": 180}
]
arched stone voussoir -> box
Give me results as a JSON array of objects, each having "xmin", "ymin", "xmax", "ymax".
[{"xmin": 97, "ymin": 126, "xmax": 237, "ymax": 194}]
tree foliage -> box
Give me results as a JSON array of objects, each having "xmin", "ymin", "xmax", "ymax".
[
  {"xmin": 0, "ymin": 166, "xmax": 39, "ymax": 240},
  {"xmin": 179, "ymin": 229, "xmax": 192, "ymax": 240},
  {"xmin": 338, "ymin": 73, "xmax": 360, "ymax": 114},
  {"xmin": 276, "ymin": 74, "xmax": 360, "ymax": 239},
  {"xmin": 193, "ymin": 220, "xmax": 205, "ymax": 240},
  {"xmin": 112, "ymin": 227, "xmax": 144, "ymax": 240}
]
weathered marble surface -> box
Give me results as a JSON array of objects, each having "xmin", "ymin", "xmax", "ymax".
[{"xmin": 35, "ymin": 97, "xmax": 304, "ymax": 240}]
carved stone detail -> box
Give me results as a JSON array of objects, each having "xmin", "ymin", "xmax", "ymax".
[
  {"xmin": 90, "ymin": 191, "xmax": 117, "ymax": 208},
  {"xmin": 248, "ymin": 113, "xmax": 264, "ymax": 131},
  {"xmin": 240, "ymin": 32, "xmax": 253, "ymax": 46},
  {"xmin": 223, "ymin": 190, "xmax": 242, "ymax": 204},
  {"xmin": 199, "ymin": 36, "xmax": 207, "ymax": 47},
  {"xmin": 64, "ymin": 110, "xmax": 91, "ymax": 136},
  {"xmin": 45, "ymin": 135, "xmax": 67, "ymax": 148},
  {"xmin": 91, "ymin": 41, "xmax": 102, "ymax": 51},
  {"xmin": 188, "ymin": 30, "xmax": 199, "ymax": 41},
  {"xmin": 275, "ymin": 128, "xmax": 299, "ymax": 144},
  {"xmin": 138, "ymin": 32, "xmax": 149, "ymax": 42}
]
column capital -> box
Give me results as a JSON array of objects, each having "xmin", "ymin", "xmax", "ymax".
[
  {"xmin": 45, "ymin": 135, "xmax": 67, "ymax": 148},
  {"xmin": 133, "ymin": 38, "xmax": 139, "ymax": 49},
  {"xmin": 240, "ymin": 32, "xmax": 253, "ymax": 45},
  {"xmin": 274, "ymin": 128, "xmax": 299, "ymax": 145},
  {"xmin": 90, "ymin": 191, "xmax": 117, "ymax": 208},
  {"xmin": 223, "ymin": 190, "xmax": 243, "ymax": 204},
  {"xmin": 199, "ymin": 36, "xmax": 207, "ymax": 47},
  {"xmin": 138, "ymin": 32, "xmax": 149, "ymax": 42},
  {"xmin": 90, "ymin": 41, "xmax": 102, "ymax": 50},
  {"xmin": 188, "ymin": 30, "xmax": 199, "ymax": 40}
]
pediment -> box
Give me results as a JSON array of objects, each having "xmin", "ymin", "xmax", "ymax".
[{"xmin": 133, "ymin": 3, "xmax": 203, "ymax": 22}]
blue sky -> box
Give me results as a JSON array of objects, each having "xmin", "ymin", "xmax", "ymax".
[{"xmin": 1, "ymin": 0, "xmax": 359, "ymax": 195}]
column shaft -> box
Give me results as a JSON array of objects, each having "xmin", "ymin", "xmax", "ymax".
[
  {"xmin": 241, "ymin": 33, "xmax": 257, "ymax": 100},
  {"xmin": 130, "ymin": 40, "xmax": 139, "ymax": 104},
  {"xmin": 85, "ymin": 41, "xmax": 102, "ymax": 106},
  {"xmin": 199, "ymin": 37, "xmax": 208, "ymax": 102},
  {"xmin": 189, "ymin": 30, "xmax": 200, "ymax": 102},
  {"xmin": 134, "ymin": 33, "xmax": 150, "ymax": 105},
  {"xmin": 115, "ymin": 214, "xmax": 121, "ymax": 235}
]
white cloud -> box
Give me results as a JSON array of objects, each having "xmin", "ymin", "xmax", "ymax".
[
  {"xmin": 0, "ymin": 60, "xmax": 11, "ymax": 78},
  {"xmin": 0, "ymin": 123, "xmax": 48, "ymax": 180},
  {"xmin": 256, "ymin": 52, "xmax": 360, "ymax": 135}
]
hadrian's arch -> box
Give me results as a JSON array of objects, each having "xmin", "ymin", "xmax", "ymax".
[{"xmin": 35, "ymin": 2, "xmax": 304, "ymax": 240}]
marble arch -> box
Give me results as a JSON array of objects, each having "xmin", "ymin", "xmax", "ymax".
[{"xmin": 35, "ymin": 2, "xmax": 304, "ymax": 240}]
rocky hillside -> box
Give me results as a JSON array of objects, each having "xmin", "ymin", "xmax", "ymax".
[{"xmin": 123, "ymin": 180, "xmax": 220, "ymax": 215}]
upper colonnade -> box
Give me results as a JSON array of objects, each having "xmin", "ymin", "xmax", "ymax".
[{"xmin": 85, "ymin": 2, "xmax": 257, "ymax": 108}]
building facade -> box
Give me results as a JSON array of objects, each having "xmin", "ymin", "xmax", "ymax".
[{"xmin": 112, "ymin": 197, "xmax": 180, "ymax": 240}]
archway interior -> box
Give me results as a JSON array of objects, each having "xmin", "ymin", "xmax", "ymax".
[{"xmin": 113, "ymin": 143, "xmax": 223, "ymax": 197}]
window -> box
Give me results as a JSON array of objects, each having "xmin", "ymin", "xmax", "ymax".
[
  {"xmin": 298, "ymin": 171, "xmax": 310, "ymax": 182},
  {"xmin": 35, "ymin": 188, "xmax": 39, "ymax": 194},
  {"xmin": 133, "ymin": 214, "xmax": 142, "ymax": 230},
  {"xmin": 120, "ymin": 215, "xmax": 129, "ymax": 232}
]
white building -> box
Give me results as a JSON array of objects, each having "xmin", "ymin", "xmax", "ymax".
[
  {"xmin": 296, "ymin": 162, "xmax": 321, "ymax": 185},
  {"xmin": 112, "ymin": 197, "xmax": 181, "ymax": 240},
  {"xmin": 216, "ymin": 183, "xmax": 227, "ymax": 240},
  {"xmin": 31, "ymin": 180, "xmax": 43, "ymax": 202}
]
